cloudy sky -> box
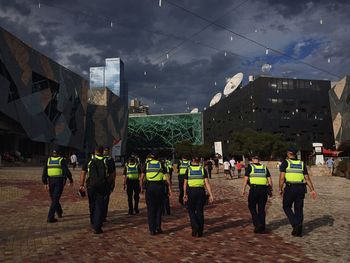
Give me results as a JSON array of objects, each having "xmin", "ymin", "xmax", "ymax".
[{"xmin": 1, "ymin": 0, "xmax": 349, "ymax": 113}]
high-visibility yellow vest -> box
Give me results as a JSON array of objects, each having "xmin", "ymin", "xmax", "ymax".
[
  {"xmin": 188, "ymin": 165, "xmax": 205, "ymax": 187},
  {"xmin": 249, "ymin": 164, "xmax": 268, "ymax": 185},
  {"xmin": 166, "ymin": 160, "xmax": 172, "ymax": 171},
  {"xmin": 127, "ymin": 164, "xmax": 139, "ymax": 180},
  {"xmin": 47, "ymin": 157, "xmax": 63, "ymax": 177},
  {"xmin": 179, "ymin": 160, "xmax": 190, "ymax": 175},
  {"xmin": 285, "ymin": 159, "xmax": 304, "ymax": 183},
  {"xmin": 146, "ymin": 160, "xmax": 164, "ymax": 181}
]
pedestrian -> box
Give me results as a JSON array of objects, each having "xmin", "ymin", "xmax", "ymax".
[
  {"xmin": 214, "ymin": 155, "xmax": 219, "ymax": 174},
  {"xmin": 70, "ymin": 152, "xmax": 78, "ymax": 170},
  {"xmin": 229, "ymin": 156, "xmax": 236, "ymax": 177},
  {"xmin": 206, "ymin": 158, "xmax": 214, "ymax": 179},
  {"xmin": 236, "ymin": 161, "xmax": 242, "ymax": 178},
  {"xmin": 183, "ymin": 157, "xmax": 214, "ymax": 237},
  {"xmin": 123, "ymin": 157, "xmax": 141, "ymax": 214},
  {"xmin": 166, "ymin": 158, "xmax": 173, "ymax": 184},
  {"xmin": 241, "ymin": 155, "xmax": 272, "ymax": 233},
  {"xmin": 140, "ymin": 152, "xmax": 172, "ymax": 235},
  {"xmin": 223, "ymin": 159, "xmax": 232, "ymax": 179},
  {"xmin": 326, "ymin": 158, "xmax": 334, "ymax": 175},
  {"xmin": 163, "ymin": 158, "xmax": 172, "ymax": 215},
  {"xmin": 42, "ymin": 148, "xmax": 73, "ymax": 223},
  {"xmin": 103, "ymin": 147, "xmax": 116, "ymax": 221},
  {"xmin": 177, "ymin": 155, "xmax": 190, "ymax": 206},
  {"xmin": 279, "ymin": 147, "xmax": 317, "ymax": 237},
  {"xmin": 79, "ymin": 146, "xmax": 114, "ymax": 234}
]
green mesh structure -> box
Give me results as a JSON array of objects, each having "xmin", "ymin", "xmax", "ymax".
[{"xmin": 128, "ymin": 113, "xmax": 203, "ymax": 149}]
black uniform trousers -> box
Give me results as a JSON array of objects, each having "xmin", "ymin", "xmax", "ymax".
[
  {"xmin": 48, "ymin": 177, "xmax": 65, "ymax": 220},
  {"xmin": 248, "ymin": 185, "xmax": 268, "ymax": 228},
  {"xmin": 178, "ymin": 174, "xmax": 185, "ymax": 205},
  {"xmin": 162, "ymin": 183, "xmax": 170, "ymax": 215},
  {"xmin": 126, "ymin": 179, "xmax": 140, "ymax": 211},
  {"xmin": 283, "ymin": 184, "xmax": 305, "ymax": 227},
  {"xmin": 187, "ymin": 187, "xmax": 206, "ymax": 234},
  {"xmin": 146, "ymin": 181, "xmax": 164, "ymax": 232},
  {"xmin": 87, "ymin": 187, "xmax": 107, "ymax": 231}
]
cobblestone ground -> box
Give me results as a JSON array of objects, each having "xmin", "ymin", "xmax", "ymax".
[{"xmin": 0, "ymin": 167, "xmax": 349, "ymax": 262}]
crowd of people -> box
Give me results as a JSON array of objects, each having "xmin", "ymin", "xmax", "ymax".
[{"xmin": 42, "ymin": 146, "xmax": 317, "ymax": 238}]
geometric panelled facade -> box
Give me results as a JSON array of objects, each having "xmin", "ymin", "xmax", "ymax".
[
  {"xmin": 203, "ymin": 76, "xmax": 335, "ymax": 152},
  {"xmin": 127, "ymin": 113, "xmax": 203, "ymax": 151},
  {"xmin": 329, "ymin": 76, "xmax": 350, "ymax": 151},
  {"xmin": 0, "ymin": 26, "xmax": 88, "ymax": 154},
  {"xmin": 85, "ymin": 88, "xmax": 128, "ymax": 154}
]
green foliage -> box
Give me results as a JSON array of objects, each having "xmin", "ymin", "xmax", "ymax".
[
  {"xmin": 227, "ymin": 128, "xmax": 291, "ymax": 160},
  {"xmin": 174, "ymin": 141, "xmax": 213, "ymax": 159}
]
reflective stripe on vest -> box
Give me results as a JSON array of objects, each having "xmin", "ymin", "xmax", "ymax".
[
  {"xmin": 188, "ymin": 165, "xmax": 205, "ymax": 187},
  {"xmin": 249, "ymin": 164, "xmax": 267, "ymax": 185},
  {"xmin": 127, "ymin": 164, "xmax": 139, "ymax": 180},
  {"xmin": 166, "ymin": 160, "xmax": 172, "ymax": 169},
  {"xmin": 47, "ymin": 157, "xmax": 63, "ymax": 177},
  {"xmin": 285, "ymin": 159, "xmax": 304, "ymax": 183},
  {"xmin": 179, "ymin": 160, "xmax": 190, "ymax": 175},
  {"xmin": 146, "ymin": 160, "xmax": 163, "ymax": 181}
]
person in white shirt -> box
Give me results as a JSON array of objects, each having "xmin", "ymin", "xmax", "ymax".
[
  {"xmin": 223, "ymin": 159, "xmax": 232, "ymax": 179},
  {"xmin": 229, "ymin": 157, "xmax": 236, "ymax": 178},
  {"xmin": 70, "ymin": 153, "xmax": 78, "ymax": 170}
]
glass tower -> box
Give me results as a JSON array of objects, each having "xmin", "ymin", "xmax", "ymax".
[{"xmin": 89, "ymin": 58, "xmax": 126, "ymax": 101}]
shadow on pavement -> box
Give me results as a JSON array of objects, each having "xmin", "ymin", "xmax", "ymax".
[
  {"xmin": 205, "ymin": 219, "xmax": 250, "ymax": 236},
  {"xmin": 303, "ymin": 215, "xmax": 334, "ymax": 236}
]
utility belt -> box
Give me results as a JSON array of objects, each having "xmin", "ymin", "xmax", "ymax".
[
  {"xmin": 285, "ymin": 182, "xmax": 306, "ymax": 187},
  {"xmin": 250, "ymin": 184, "xmax": 268, "ymax": 188},
  {"xmin": 146, "ymin": 180, "xmax": 164, "ymax": 186}
]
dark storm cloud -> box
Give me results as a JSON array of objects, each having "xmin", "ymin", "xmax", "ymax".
[{"xmin": 1, "ymin": 0, "xmax": 350, "ymax": 113}]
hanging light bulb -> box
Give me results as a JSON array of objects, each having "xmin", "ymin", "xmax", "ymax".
[
  {"xmin": 255, "ymin": 29, "xmax": 258, "ymax": 33},
  {"xmin": 230, "ymin": 36, "xmax": 233, "ymax": 41},
  {"xmin": 320, "ymin": 19, "xmax": 323, "ymax": 25},
  {"xmin": 214, "ymin": 81, "xmax": 217, "ymax": 86},
  {"xmin": 159, "ymin": 0, "xmax": 162, "ymax": 7},
  {"xmin": 154, "ymin": 85, "xmax": 157, "ymax": 89},
  {"xmin": 144, "ymin": 71, "xmax": 147, "ymax": 76},
  {"xmin": 224, "ymin": 52, "xmax": 227, "ymax": 57},
  {"xmin": 153, "ymin": 100, "xmax": 156, "ymax": 105},
  {"xmin": 161, "ymin": 62, "xmax": 164, "ymax": 66},
  {"xmin": 327, "ymin": 58, "xmax": 331, "ymax": 63},
  {"xmin": 110, "ymin": 21, "xmax": 113, "ymax": 28},
  {"xmin": 166, "ymin": 53, "xmax": 169, "ymax": 59},
  {"xmin": 266, "ymin": 48, "xmax": 269, "ymax": 55},
  {"xmin": 38, "ymin": 2, "xmax": 41, "ymax": 8}
]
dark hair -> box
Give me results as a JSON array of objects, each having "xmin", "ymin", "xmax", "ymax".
[{"xmin": 95, "ymin": 145, "xmax": 104, "ymax": 155}]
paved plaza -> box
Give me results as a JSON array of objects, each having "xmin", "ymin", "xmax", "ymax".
[{"xmin": 0, "ymin": 166, "xmax": 349, "ymax": 262}]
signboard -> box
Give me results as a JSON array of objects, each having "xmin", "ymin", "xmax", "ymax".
[
  {"xmin": 112, "ymin": 139, "xmax": 122, "ymax": 158},
  {"xmin": 214, "ymin": 141, "xmax": 223, "ymax": 164}
]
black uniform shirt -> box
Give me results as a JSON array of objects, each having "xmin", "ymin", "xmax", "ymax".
[
  {"xmin": 245, "ymin": 163, "xmax": 271, "ymax": 177},
  {"xmin": 42, "ymin": 157, "xmax": 72, "ymax": 184},
  {"xmin": 279, "ymin": 159, "xmax": 308, "ymax": 175},
  {"xmin": 184, "ymin": 165, "xmax": 209, "ymax": 180}
]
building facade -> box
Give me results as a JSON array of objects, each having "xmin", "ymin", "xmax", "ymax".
[
  {"xmin": 203, "ymin": 76, "xmax": 335, "ymax": 153},
  {"xmin": 127, "ymin": 113, "xmax": 203, "ymax": 155},
  {"xmin": 0, "ymin": 26, "xmax": 88, "ymax": 156},
  {"xmin": 90, "ymin": 58, "xmax": 127, "ymax": 102},
  {"xmin": 329, "ymin": 76, "xmax": 350, "ymax": 151}
]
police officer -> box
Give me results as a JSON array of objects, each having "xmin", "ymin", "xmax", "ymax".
[
  {"xmin": 162, "ymin": 158, "xmax": 171, "ymax": 215},
  {"xmin": 42, "ymin": 148, "xmax": 73, "ymax": 223},
  {"xmin": 123, "ymin": 157, "xmax": 141, "ymax": 214},
  {"xmin": 140, "ymin": 152, "xmax": 172, "ymax": 235},
  {"xmin": 183, "ymin": 157, "xmax": 214, "ymax": 237},
  {"xmin": 241, "ymin": 155, "xmax": 273, "ymax": 233},
  {"xmin": 80, "ymin": 146, "xmax": 114, "ymax": 234},
  {"xmin": 103, "ymin": 147, "xmax": 116, "ymax": 221},
  {"xmin": 279, "ymin": 147, "xmax": 317, "ymax": 237},
  {"xmin": 166, "ymin": 158, "xmax": 173, "ymax": 184},
  {"xmin": 177, "ymin": 155, "xmax": 190, "ymax": 206}
]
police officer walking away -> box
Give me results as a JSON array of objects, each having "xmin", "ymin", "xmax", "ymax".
[
  {"xmin": 42, "ymin": 148, "xmax": 73, "ymax": 223},
  {"xmin": 80, "ymin": 146, "xmax": 114, "ymax": 234},
  {"xmin": 177, "ymin": 155, "xmax": 190, "ymax": 206},
  {"xmin": 103, "ymin": 147, "xmax": 116, "ymax": 221},
  {"xmin": 241, "ymin": 155, "xmax": 272, "ymax": 233},
  {"xmin": 183, "ymin": 157, "xmax": 214, "ymax": 237},
  {"xmin": 123, "ymin": 157, "xmax": 141, "ymax": 214},
  {"xmin": 140, "ymin": 152, "xmax": 172, "ymax": 235},
  {"xmin": 279, "ymin": 147, "xmax": 317, "ymax": 237}
]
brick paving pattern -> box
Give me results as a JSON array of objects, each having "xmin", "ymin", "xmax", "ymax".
[{"xmin": 0, "ymin": 167, "xmax": 349, "ymax": 262}]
